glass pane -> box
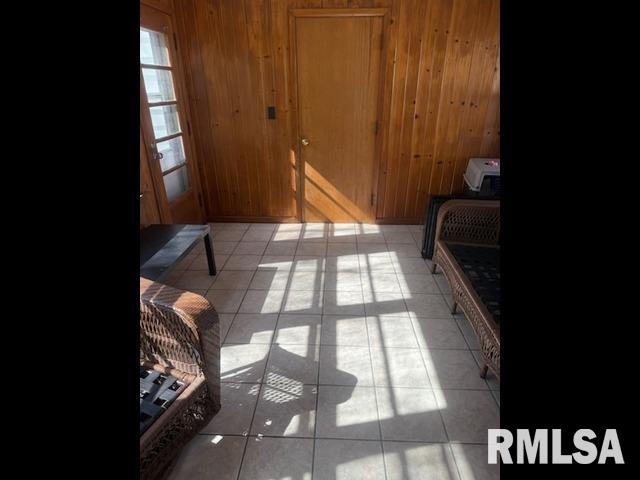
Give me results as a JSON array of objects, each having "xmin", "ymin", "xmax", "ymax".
[
  {"xmin": 150, "ymin": 105, "xmax": 181, "ymax": 138},
  {"xmin": 157, "ymin": 136, "xmax": 186, "ymax": 172},
  {"xmin": 164, "ymin": 166, "xmax": 190, "ymax": 202},
  {"xmin": 142, "ymin": 68, "xmax": 176, "ymax": 103},
  {"xmin": 140, "ymin": 28, "xmax": 170, "ymax": 66}
]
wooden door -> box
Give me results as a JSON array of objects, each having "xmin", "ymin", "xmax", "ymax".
[
  {"xmin": 140, "ymin": 129, "xmax": 163, "ymax": 228},
  {"xmin": 140, "ymin": 4, "xmax": 203, "ymax": 224},
  {"xmin": 292, "ymin": 9, "xmax": 386, "ymax": 223}
]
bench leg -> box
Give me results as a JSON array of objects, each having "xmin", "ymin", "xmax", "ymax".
[
  {"xmin": 479, "ymin": 363, "xmax": 489, "ymax": 379},
  {"xmin": 204, "ymin": 233, "xmax": 217, "ymax": 276},
  {"xmin": 450, "ymin": 301, "xmax": 458, "ymax": 314}
]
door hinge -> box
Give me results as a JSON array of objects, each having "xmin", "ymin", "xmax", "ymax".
[
  {"xmin": 173, "ymin": 32, "xmax": 178, "ymax": 50},
  {"xmin": 375, "ymin": 120, "xmax": 379, "ymax": 135},
  {"xmin": 187, "ymin": 120, "xmax": 192, "ymax": 136},
  {"xmin": 371, "ymin": 193, "xmax": 376, "ymax": 206},
  {"xmin": 198, "ymin": 193, "xmax": 204, "ymax": 207}
]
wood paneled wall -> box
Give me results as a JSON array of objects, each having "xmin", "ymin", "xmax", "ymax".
[{"xmin": 174, "ymin": 0, "xmax": 499, "ymax": 223}]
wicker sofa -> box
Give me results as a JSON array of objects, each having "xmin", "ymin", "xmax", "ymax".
[
  {"xmin": 431, "ymin": 199, "xmax": 500, "ymax": 380},
  {"xmin": 140, "ymin": 278, "xmax": 221, "ymax": 479}
]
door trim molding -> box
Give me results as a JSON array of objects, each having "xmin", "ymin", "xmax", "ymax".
[{"xmin": 288, "ymin": 7, "xmax": 390, "ymax": 223}]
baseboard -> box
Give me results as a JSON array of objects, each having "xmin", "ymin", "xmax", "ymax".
[{"xmin": 206, "ymin": 215, "xmax": 300, "ymax": 223}]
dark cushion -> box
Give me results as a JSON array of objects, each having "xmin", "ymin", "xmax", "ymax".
[{"xmin": 445, "ymin": 243, "xmax": 500, "ymax": 325}]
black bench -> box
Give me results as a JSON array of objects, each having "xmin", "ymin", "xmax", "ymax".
[{"xmin": 140, "ymin": 224, "xmax": 216, "ymax": 282}]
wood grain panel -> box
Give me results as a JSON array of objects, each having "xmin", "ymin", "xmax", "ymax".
[{"xmin": 174, "ymin": 0, "xmax": 500, "ymax": 223}]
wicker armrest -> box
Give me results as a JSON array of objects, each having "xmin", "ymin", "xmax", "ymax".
[
  {"xmin": 434, "ymin": 199, "xmax": 500, "ymax": 246},
  {"xmin": 139, "ymin": 277, "xmax": 220, "ymax": 399}
]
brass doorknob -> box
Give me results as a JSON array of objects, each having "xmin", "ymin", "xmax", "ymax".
[{"xmin": 301, "ymin": 138, "xmax": 310, "ymax": 146}]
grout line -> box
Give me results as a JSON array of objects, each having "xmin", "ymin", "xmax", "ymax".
[
  {"xmin": 360, "ymin": 260, "xmax": 390, "ymax": 480},
  {"xmin": 196, "ymin": 431, "xmax": 492, "ymax": 446},
  {"xmin": 218, "ymin": 378, "xmax": 495, "ymax": 392}
]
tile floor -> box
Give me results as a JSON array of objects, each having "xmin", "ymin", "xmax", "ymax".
[{"xmin": 164, "ymin": 222, "xmax": 500, "ymax": 480}]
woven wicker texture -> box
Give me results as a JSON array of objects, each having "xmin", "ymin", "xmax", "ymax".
[
  {"xmin": 432, "ymin": 199, "xmax": 500, "ymax": 380},
  {"xmin": 435, "ymin": 199, "xmax": 500, "ymax": 246},
  {"xmin": 140, "ymin": 277, "xmax": 221, "ymax": 480}
]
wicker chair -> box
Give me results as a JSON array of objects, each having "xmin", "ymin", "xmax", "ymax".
[
  {"xmin": 431, "ymin": 199, "xmax": 500, "ymax": 380},
  {"xmin": 140, "ymin": 277, "xmax": 221, "ymax": 480}
]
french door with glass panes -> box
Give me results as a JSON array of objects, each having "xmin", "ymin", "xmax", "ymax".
[{"xmin": 140, "ymin": 4, "xmax": 203, "ymax": 224}]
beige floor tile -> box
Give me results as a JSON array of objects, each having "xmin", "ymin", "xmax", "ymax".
[
  {"xmin": 258, "ymin": 255, "xmax": 295, "ymax": 270},
  {"xmin": 370, "ymin": 347, "xmax": 431, "ymax": 388},
  {"xmin": 265, "ymin": 343, "xmax": 320, "ymax": 385},
  {"xmin": 187, "ymin": 254, "xmax": 217, "ymax": 271},
  {"xmin": 282, "ymin": 289, "xmax": 324, "ymax": 314},
  {"xmin": 324, "ymin": 271, "xmax": 363, "ymax": 291},
  {"xmin": 316, "ymin": 386, "xmax": 380, "ymax": 440},
  {"xmin": 288, "ymin": 270, "xmax": 325, "ymax": 291},
  {"xmin": 324, "ymin": 290, "xmax": 365, "ymax": 316},
  {"xmin": 214, "ymin": 230, "xmax": 245, "ymax": 242},
  {"xmin": 212, "ymin": 241, "xmax": 238, "ymax": 254},
  {"xmin": 234, "ymin": 241, "xmax": 268, "ymax": 255},
  {"xmin": 242, "ymin": 229, "xmax": 274, "ymax": 242},
  {"xmin": 223, "ymin": 254, "xmax": 261, "ymax": 271},
  {"xmin": 387, "ymin": 243, "xmax": 422, "ymax": 258},
  {"xmin": 174, "ymin": 270, "xmax": 216, "ymax": 291},
  {"xmin": 201, "ymin": 382, "xmax": 261, "ymax": 435},
  {"xmin": 450, "ymin": 443, "xmax": 500, "ymax": 480},
  {"xmin": 319, "ymin": 345, "xmax": 374, "ymax": 386},
  {"xmin": 454, "ymin": 315, "xmax": 481, "ymax": 350},
  {"xmin": 411, "ymin": 316, "xmax": 468, "ymax": 350},
  {"xmin": 205, "ymin": 290, "xmax": 246, "ymax": 313},
  {"xmin": 327, "ymin": 243, "xmax": 358, "ymax": 256},
  {"xmin": 359, "ymin": 253, "xmax": 396, "ymax": 272},
  {"xmin": 313, "ymin": 439, "xmax": 386, "ymax": 480},
  {"xmin": 225, "ymin": 314, "xmax": 279, "ymax": 344},
  {"xmin": 422, "ymin": 349, "xmax": 489, "ymax": 390},
  {"xmin": 434, "ymin": 273, "xmax": 453, "ymax": 294},
  {"xmin": 398, "ymin": 273, "xmax": 440, "ymax": 294},
  {"xmin": 393, "ymin": 258, "xmax": 431, "ymax": 275},
  {"xmin": 376, "ymin": 387, "xmax": 448, "ymax": 442},
  {"xmin": 325, "ymin": 255, "xmax": 361, "ymax": 272},
  {"xmin": 218, "ymin": 313, "xmax": 235, "ymax": 342},
  {"xmin": 363, "ymin": 291, "xmax": 408, "ymax": 317},
  {"xmin": 238, "ymin": 289, "xmax": 285, "ymax": 314},
  {"xmin": 434, "ymin": 389, "xmax": 500, "ymax": 443},
  {"xmin": 357, "ymin": 243, "xmax": 389, "ymax": 254},
  {"xmin": 238, "ymin": 437, "xmax": 313, "ymax": 480},
  {"xmin": 264, "ymin": 240, "xmax": 298, "ymax": 255},
  {"xmin": 384, "ymin": 231, "xmax": 416, "ymax": 244},
  {"xmin": 383, "ymin": 441, "xmax": 460, "ymax": 480},
  {"xmin": 248, "ymin": 270, "xmax": 291, "ymax": 290},
  {"xmin": 366, "ymin": 315, "xmax": 419, "ymax": 348},
  {"xmin": 275, "ymin": 314, "xmax": 322, "ymax": 345},
  {"xmin": 327, "ymin": 233, "xmax": 357, "ymax": 244},
  {"xmin": 250, "ymin": 384, "xmax": 317, "ymax": 437},
  {"xmin": 361, "ymin": 273, "xmax": 402, "ymax": 293},
  {"xmin": 293, "ymin": 255, "xmax": 326, "ymax": 271},
  {"xmin": 210, "ymin": 270, "xmax": 254, "ymax": 290},
  {"xmin": 271, "ymin": 231, "xmax": 302, "ymax": 241},
  {"xmin": 404, "ymin": 293, "xmax": 451, "ymax": 318},
  {"xmin": 296, "ymin": 241, "xmax": 328, "ymax": 256},
  {"xmin": 356, "ymin": 233, "xmax": 386, "ymax": 243},
  {"xmin": 168, "ymin": 435, "xmax": 246, "ymax": 480},
  {"xmin": 320, "ymin": 315, "xmax": 370, "ymax": 346},
  {"xmin": 220, "ymin": 343, "xmax": 270, "ymax": 383}
]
